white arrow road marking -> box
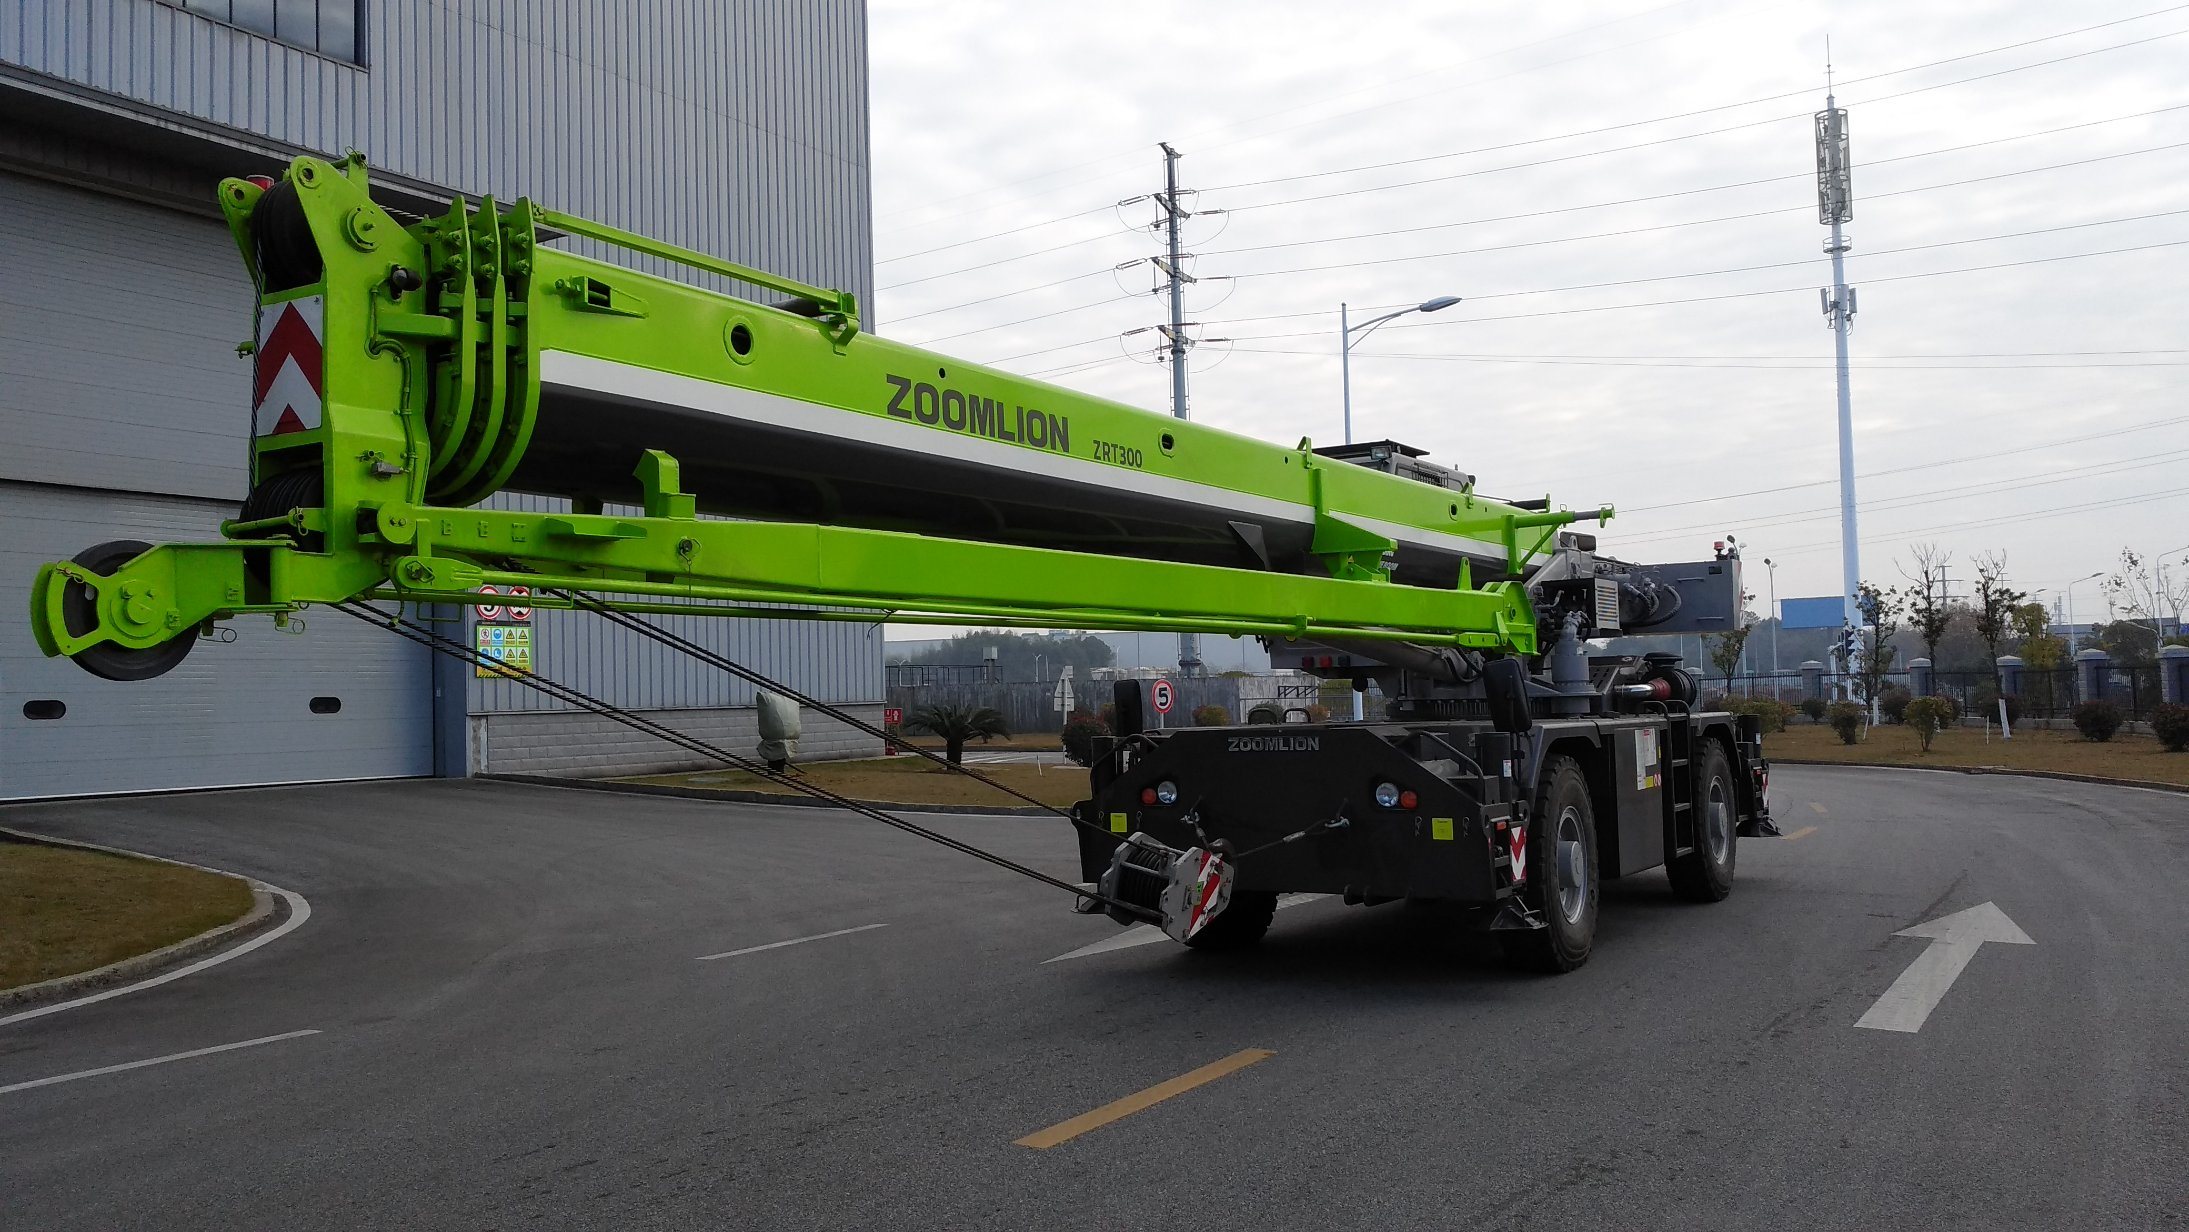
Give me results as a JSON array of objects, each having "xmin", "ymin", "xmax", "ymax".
[
  {"xmin": 1043, "ymin": 894, "xmax": 1329, "ymax": 964},
  {"xmin": 1855, "ymin": 901, "xmax": 2034, "ymax": 1034}
]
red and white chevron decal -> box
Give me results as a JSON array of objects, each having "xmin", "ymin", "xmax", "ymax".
[{"xmin": 254, "ymin": 296, "xmax": 325, "ymax": 436}]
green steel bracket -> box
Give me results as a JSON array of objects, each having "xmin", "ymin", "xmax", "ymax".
[
  {"xmin": 634, "ymin": 450, "xmax": 697, "ymax": 520},
  {"xmin": 533, "ymin": 207, "xmax": 860, "ymax": 341}
]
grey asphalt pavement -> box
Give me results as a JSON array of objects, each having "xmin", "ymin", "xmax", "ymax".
[{"xmin": 1, "ymin": 767, "xmax": 2183, "ymax": 1230}]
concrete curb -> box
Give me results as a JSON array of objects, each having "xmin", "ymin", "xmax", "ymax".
[
  {"xmin": 0, "ymin": 827, "xmax": 287, "ymax": 1012},
  {"xmin": 486, "ymin": 772, "xmax": 1061, "ymax": 817},
  {"xmin": 1771, "ymin": 758, "xmax": 2189, "ymax": 796}
]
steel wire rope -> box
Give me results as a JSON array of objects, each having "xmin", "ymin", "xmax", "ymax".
[
  {"xmin": 536, "ymin": 585, "xmax": 1077, "ymax": 820},
  {"xmin": 332, "ymin": 600, "xmax": 1148, "ymax": 915}
]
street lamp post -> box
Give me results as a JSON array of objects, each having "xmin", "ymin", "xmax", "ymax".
[
  {"xmin": 1340, "ymin": 295, "xmax": 1461, "ymax": 444},
  {"xmin": 2064, "ymin": 570, "xmax": 2105, "ymax": 656},
  {"xmin": 1762, "ymin": 557, "xmax": 1780, "ymax": 677}
]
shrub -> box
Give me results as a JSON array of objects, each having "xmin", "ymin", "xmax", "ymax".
[
  {"xmin": 1800, "ymin": 696, "xmax": 1828, "ymax": 725},
  {"xmin": 1719, "ymin": 697, "xmax": 1791, "ymax": 734},
  {"xmin": 1877, "ymin": 685, "xmax": 1913, "ymax": 724},
  {"xmin": 1903, "ymin": 696, "xmax": 1954, "ymax": 753},
  {"xmin": 1060, "ymin": 712, "xmax": 1110, "ymax": 766},
  {"xmin": 1303, "ymin": 703, "xmax": 1331, "ymax": 724},
  {"xmin": 1097, "ymin": 702, "xmax": 1117, "ymax": 731},
  {"xmin": 1701, "ymin": 694, "xmax": 1730, "ymax": 713},
  {"xmin": 1191, "ymin": 704, "xmax": 1230, "ymax": 727},
  {"xmin": 1826, "ymin": 701, "xmax": 1864, "ymax": 745},
  {"xmin": 2070, "ymin": 699, "xmax": 2124, "ymax": 743},
  {"xmin": 2151, "ymin": 703, "xmax": 2189, "ymax": 752},
  {"xmin": 1972, "ymin": 690, "xmax": 2023, "ymax": 725}
]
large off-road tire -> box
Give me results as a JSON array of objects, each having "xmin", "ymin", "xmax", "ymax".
[
  {"xmin": 1183, "ymin": 890, "xmax": 1278, "ymax": 951},
  {"xmin": 1501, "ymin": 756, "xmax": 1599, "ymax": 974},
  {"xmin": 1667, "ymin": 739, "xmax": 1738, "ymax": 902}
]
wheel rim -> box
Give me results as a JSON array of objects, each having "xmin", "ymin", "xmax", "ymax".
[
  {"xmin": 1704, "ymin": 777, "xmax": 1731, "ymax": 864},
  {"xmin": 1555, "ymin": 804, "xmax": 1588, "ymax": 924}
]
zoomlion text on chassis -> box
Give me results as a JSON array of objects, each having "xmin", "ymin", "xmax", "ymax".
[{"xmin": 29, "ymin": 155, "xmax": 1776, "ymax": 973}]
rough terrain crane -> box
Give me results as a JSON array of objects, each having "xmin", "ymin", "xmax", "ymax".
[{"xmin": 29, "ymin": 155, "xmax": 1774, "ymax": 972}]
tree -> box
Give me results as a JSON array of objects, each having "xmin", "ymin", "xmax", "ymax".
[
  {"xmin": 1971, "ymin": 552, "xmax": 2027, "ymax": 690},
  {"xmin": 1708, "ymin": 623, "xmax": 1752, "ymax": 694},
  {"xmin": 903, "ymin": 702, "xmax": 1009, "ymax": 764},
  {"xmin": 1853, "ymin": 582, "xmax": 1900, "ymax": 715},
  {"xmin": 2010, "ymin": 601, "xmax": 2065, "ymax": 671},
  {"xmin": 1900, "ymin": 543, "xmax": 1955, "ymax": 668},
  {"xmin": 2103, "ymin": 547, "xmax": 2189, "ymax": 651}
]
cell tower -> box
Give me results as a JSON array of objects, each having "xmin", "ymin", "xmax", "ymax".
[{"xmin": 1816, "ymin": 70, "xmax": 1860, "ymax": 696}]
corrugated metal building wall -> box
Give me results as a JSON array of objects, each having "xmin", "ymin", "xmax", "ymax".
[{"xmin": 0, "ymin": 0, "xmax": 881, "ymax": 796}]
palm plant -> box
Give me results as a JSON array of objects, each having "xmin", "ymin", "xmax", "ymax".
[{"xmin": 904, "ymin": 703, "xmax": 1010, "ymax": 764}]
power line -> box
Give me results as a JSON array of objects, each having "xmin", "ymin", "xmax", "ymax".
[
  {"xmin": 1196, "ymin": 103, "xmax": 2189, "ymax": 264},
  {"xmin": 869, "ymin": 0, "xmax": 1733, "ymax": 234},
  {"xmin": 1616, "ymin": 448, "xmax": 2189, "ymax": 544},
  {"xmin": 908, "ymin": 292, "xmax": 1142, "ymax": 346},
  {"xmin": 881, "ymin": 267, "xmax": 1114, "ymax": 325},
  {"xmin": 1200, "ymin": 6, "xmax": 2189, "ymax": 195},
  {"xmin": 1227, "ymin": 348, "xmax": 2189, "ymax": 371},
  {"xmin": 1214, "ymin": 24, "xmax": 2189, "ymax": 215},
  {"xmin": 876, "ymin": 204, "xmax": 1115, "ymax": 266},
  {"xmin": 1752, "ymin": 485, "xmax": 2189, "ymax": 558},
  {"xmin": 1223, "ymin": 207, "xmax": 2189, "ymax": 299},
  {"xmin": 1623, "ymin": 413, "xmax": 2189, "ymax": 514},
  {"xmin": 896, "ymin": 137, "xmax": 2189, "ymax": 343},
  {"xmin": 1213, "ymin": 237, "xmax": 2189, "ymax": 342}
]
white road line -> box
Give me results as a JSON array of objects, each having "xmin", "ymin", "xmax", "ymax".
[
  {"xmin": 0, "ymin": 883, "xmax": 314, "ymax": 1030},
  {"xmin": 695, "ymin": 922, "xmax": 889, "ymax": 961},
  {"xmin": 1042, "ymin": 894, "xmax": 1330, "ymax": 964},
  {"xmin": 0, "ymin": 1030, "xmax": 321, "ymax": 1097}
]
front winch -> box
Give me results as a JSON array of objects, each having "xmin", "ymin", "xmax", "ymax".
[{"xmin": 1097, "ymin": 832, "xmax": 1233, "ymax": 943}]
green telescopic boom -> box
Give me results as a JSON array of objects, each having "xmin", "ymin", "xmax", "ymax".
[{"xmin": 28, "ymin": 155, "xmax": 1610, "ymax": 680}]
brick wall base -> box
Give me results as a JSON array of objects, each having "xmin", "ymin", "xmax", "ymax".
[{"xmin": 476, "ymin": 704, "xmax": 885, "ymax": 777}]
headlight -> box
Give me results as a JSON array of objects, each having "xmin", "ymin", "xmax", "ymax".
[
  {"xmin": 1373, "ymin": 781, "xmax": 1401, "ymax": 808},
  {"xmin": 1155, "ymin": 780, "xmax": 1179, "ymax": 805}
]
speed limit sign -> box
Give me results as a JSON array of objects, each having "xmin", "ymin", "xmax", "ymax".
[
  {"xmin": 1150, "ymin": 679, "xmax": 1175, "ymax": 715},
  {"xmin": 474, "ymin": 585, "xmax": 504, "ymax": 621}
]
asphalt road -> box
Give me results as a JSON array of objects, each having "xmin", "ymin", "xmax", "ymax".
[{"xmin": 1, "ymin": 767, "xmax": 2183, "ymax": 1230}]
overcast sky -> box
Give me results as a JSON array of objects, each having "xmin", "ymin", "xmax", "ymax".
[{"xmin": 865, "ymin": 0, "xmax": 2186, "ymax": 630}]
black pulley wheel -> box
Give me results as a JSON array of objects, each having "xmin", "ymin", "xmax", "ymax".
[
  {"xmin": 238, "ymin": 467, "xmax": 327, "ymax": 551},
  {"xmin": 61, "ymin": 540, "xmax": 196, "ymax": 682}
]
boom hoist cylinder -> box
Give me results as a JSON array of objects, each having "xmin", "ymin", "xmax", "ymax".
[{"xmin": 30, "ymin": 154, "xmax": 1611, "ymax": 681}]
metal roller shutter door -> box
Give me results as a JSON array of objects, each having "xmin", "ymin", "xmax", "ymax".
[{"xmin": 0, "ymin": 172, "xmax": 433, "ymax": 800}]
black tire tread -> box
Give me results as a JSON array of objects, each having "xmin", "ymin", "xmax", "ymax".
[
  {"xmin": 1500, "ymin": 755, "xmax": 1598, "ymax": 974},
  {"xmin": 1666, "ymin": 739, "xmax": 1738, "ymax": 903}
]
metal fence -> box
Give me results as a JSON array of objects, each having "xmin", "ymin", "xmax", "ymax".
[
  {"xmin": 887, "ymin": 678, "xmax": 1250, "ymax": 735},
  {"xmin": 1709, "ymin": 666, "xmax": 2168, "ymax": 720}
]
